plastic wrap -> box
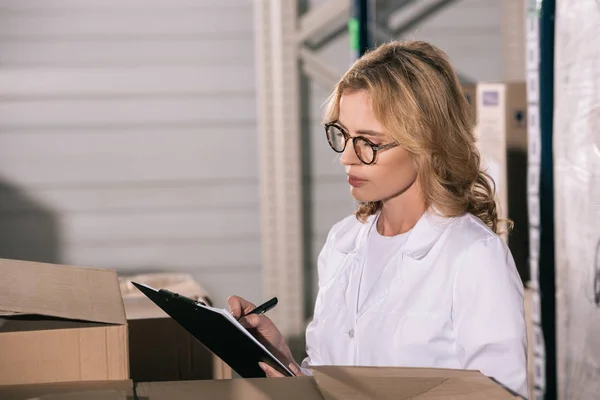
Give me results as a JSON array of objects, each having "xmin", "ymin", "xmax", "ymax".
[{"xmin": 554, "ymin": 1, "xmax": 600, "ymax": 398}]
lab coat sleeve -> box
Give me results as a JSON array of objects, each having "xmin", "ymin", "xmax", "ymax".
[{"xmin": 452, "ymin": 236, "xmax": 528, "ymax": 398}]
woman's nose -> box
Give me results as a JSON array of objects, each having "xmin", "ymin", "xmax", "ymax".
[{"xmin": 340, "ymin": 140, "xmax": 360, "ymax": 166}]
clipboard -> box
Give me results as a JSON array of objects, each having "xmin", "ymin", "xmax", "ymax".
[{"xmin": 131, "ymin": 281, "xmax": 295, "ymax": 378}]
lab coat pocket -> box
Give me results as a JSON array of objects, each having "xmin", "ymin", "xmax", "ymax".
[
  {"xmin": 396, "ymin": 312, "xmax": 446, "ymax": 348},
  {"xmin": 363, "ymin": 310, "xmax": 443, "ymax": 348},
  {"xmin": 357, "ymin": 310, "xmax": 442, "ymax": 366}
]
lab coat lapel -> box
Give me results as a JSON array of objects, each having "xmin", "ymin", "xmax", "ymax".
[
  {"xmin": 356, "ymin": 252, "xmax": 402, "ymax": 318},
  {"xmin": 332, "ymin": 215, "xmax": 376, "ymax": 320},
  {"xmin": 402, "ymin": 208, "xmax": 451, "ymax": 260},
  {"xmin": 356, "ymin": 208, "xmax": 451, "ymax": 318}
]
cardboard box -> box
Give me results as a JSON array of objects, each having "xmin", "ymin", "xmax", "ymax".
[
  {"xmin": 0, "ymin": 259, "xmax": 129, "ymax": 386},
  {"xmin": 29, "ymin": 392, "xmax": 128, "ymax": 400},
  {"xmin": 120, "ymin": 273, "xmax": 232, "ymax": 381},
  {"xmin": 0, "ymin": 380, "xmax": 133, "ymax": 400},
  {"xmin": 136, "ymin": 366, "xmax": 519, "ymax": 399},
  {"xmin": 475, "ymin": 82, "xmax": 529, "ymax": 282}
]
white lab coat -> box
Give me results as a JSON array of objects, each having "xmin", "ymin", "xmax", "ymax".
[{"xmin": 301, "ymin": 209, "xmax": 528, "ymax": 398}]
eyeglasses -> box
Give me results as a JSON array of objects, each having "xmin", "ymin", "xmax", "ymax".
[{"xmin": 325, "ymin": 123, "xmax": 398, "ymax": 165}]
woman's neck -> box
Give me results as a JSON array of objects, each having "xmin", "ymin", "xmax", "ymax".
[{"xmin": 377, "ymin": 183, "xmax": 428, "ymax": 237}]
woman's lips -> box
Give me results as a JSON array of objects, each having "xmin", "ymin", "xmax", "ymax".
[{"xmin": 347, "ymin": 175, "xmax": 367, "ymax": 187}]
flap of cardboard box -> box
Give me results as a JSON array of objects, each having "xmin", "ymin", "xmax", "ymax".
[
  {"xmin": 119, "ymin": 273, "xmax": 211, "ymax": 320},
  {"xmin": 0, "ymin": 258, "xmax": 126, "ymax": 325},
  {"xmin": 0, "ymin": 380, "xmax": 133, "ymax": 400},
  {"xmin": 135, "ymin": 366, "xmax": 519, "ymax": 400},
  {"xmin": 26, "ymin": 390, "xmax": 130, "ymax": 400},
  {"xmin": 135, "ymin": 376, "xmax": 322, "ymax": 400},
  {"xmin": 310, "ymin": 366, "xmax": 519, "ymax": 399}
]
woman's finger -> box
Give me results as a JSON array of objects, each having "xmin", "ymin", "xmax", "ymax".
[
  {"xmin": 259, "ymin": 362, "xmax": 284, "ymax": 378},
  {"xmin": 239, "ymin": 314, "xmax": 263, "ymax": 329},
  {"xmin": 289, "ymin": 363, "xmax": 304, "ymax": 376},
  {"xmin": 227, "ymin": 296, "xmax": 256, "ymax": 319}
]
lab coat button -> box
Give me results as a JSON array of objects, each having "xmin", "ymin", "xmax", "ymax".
[{"xmin": 348, "ymin": 328, "xmax": 354, "ymax": 338}]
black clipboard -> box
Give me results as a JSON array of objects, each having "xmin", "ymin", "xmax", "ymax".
[{"xmin": 131, "ymin": 281, "xmax": 294, "ymax": 378}]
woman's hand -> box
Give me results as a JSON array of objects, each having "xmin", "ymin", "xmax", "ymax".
[
  {"xmin": 259, "ymin": 361, "xmax": 304, "ymax": 378},
  {"xmin": 227, "ymin": 295, "xmax": 296, "ymax": 371}
]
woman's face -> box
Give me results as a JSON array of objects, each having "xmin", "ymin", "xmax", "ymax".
[{"xmin": 337, "ymin": 90, "xmax": 419, "ymax": 203}]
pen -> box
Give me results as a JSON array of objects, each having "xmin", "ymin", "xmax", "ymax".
[{"xmin": 246, "ymin": 297, "xmax": 278, "ymax": 316}]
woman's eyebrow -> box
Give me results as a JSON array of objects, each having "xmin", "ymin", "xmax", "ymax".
[
  {"xmin": 356, "ymin": 129, "xmax": 384, "ymax": 137},
  {"xmin": 337, "ymin": 120, "xmax": 384, "ymax": 137},
  {"xmin": 335, "ymin": 120, "xmax": 348, "ymax": 130}
]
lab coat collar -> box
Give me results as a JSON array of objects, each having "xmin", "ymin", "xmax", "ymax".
[
  {"xmin": 331, "ymin": 214, "xmax": 373, "ymax": 256},
  {"xmin": 402, "ymin": 207, "xmax": 452, "ymax": 260},
  {"xmin": 332, "ymin": 206, "xmax": 452, "ymax": 260}
]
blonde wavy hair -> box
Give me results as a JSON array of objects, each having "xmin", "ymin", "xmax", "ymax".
[{"xmin": 324, "ymin": 40, "xmax": 507, "ymax": 234}]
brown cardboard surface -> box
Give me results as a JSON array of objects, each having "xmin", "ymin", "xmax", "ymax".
[
  {"xmin": 135, "ymin": 367, "xmax": 517, "ymax": 400},
  {"xmin": 0, "ymin": 325, "xmax": 129, "ymax": 385},
  {"xmin": 135, "ymin": 377, "xmax": 323, "ymax": 400},
  {"xmin": 311, "ymin": 366, "xmax": 517, "ymax": 399},
  {"xmin": 127, "ymin": 317, "xmax": 218, "ymax": 381},
  {"xmin": 0, "ymin": 259, "xmax": 129, "ymax": 385},
  {"xmin": 0, "ymin": 380, "xmax": 133, "ymax": 400},
  {"xmin": 120, "ymin": 273, "xmax": 232, "ymax": 381},
  {"xmin": 28, "ymin": 391, "xmax": 129, "ymax": 400},
  {"xmin": 0, "ymin": 258, "xmax": 126, "ymax": 324}
]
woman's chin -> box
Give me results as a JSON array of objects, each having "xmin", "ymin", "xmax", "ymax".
[{"xmin": 349, "ymin": 187, "xmax": 378, "ymax": 203}]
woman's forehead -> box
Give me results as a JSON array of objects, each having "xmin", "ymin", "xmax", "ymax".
[{"xmin": 339, "ymin": 91, "xmax": 388, "ymax": 135}]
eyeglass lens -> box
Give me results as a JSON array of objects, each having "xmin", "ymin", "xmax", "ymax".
[{"xmin": 326, "ymin": 125, "xmax": 375, "ymax": 164}]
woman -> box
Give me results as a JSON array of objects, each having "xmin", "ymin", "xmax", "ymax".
[{"xmin": 229, "ymin": 40, "xmax": 527, "ymax": 397}]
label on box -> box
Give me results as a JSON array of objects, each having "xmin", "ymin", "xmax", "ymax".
[{"xmin": 482, "ymin": 90, "xmax": 499, "ymax": 106}]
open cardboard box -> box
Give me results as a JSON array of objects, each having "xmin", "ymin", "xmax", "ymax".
[
  {"xmin": 0, "ymin": 259, "xmax": 129, "ymax": 386},
  {"xmin": 136, "ymin": 366, "xmax": 520, "ymax": 399},
  {"xmin": 0, "ymin": 366, "xmax": 519, "ymax": 400},
  {"xmin": 0, "ymin": 258, "xmax": 523, "ymax": 398},
  {"xmin": 119, "ymin": 273, "xmax": 232, "ymax": 381}
]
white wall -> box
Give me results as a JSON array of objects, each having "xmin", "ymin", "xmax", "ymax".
[
  {"xmin": 0, "ymin": 0, "xmax": 260, "ymax": 307},
  {"xmin": 389, "ymin": 0, "xmax": 504, "ymax": 82}
]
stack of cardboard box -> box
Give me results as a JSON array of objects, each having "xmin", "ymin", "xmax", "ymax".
[{"xmin": 0, "ymin": 259, "xmax": 521, "ymax": 399}]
